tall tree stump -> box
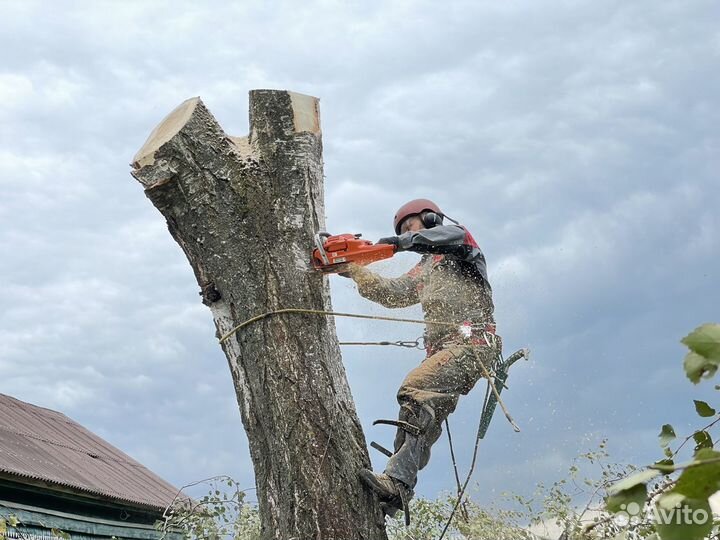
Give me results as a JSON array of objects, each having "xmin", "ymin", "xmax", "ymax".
[{"xmin": 131, "ymin": 91, "xmax": 386, "ymax": 540}]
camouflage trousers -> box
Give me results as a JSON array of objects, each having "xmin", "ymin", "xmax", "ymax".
[{"xmin": 384, "ymin": 339, "xmax": 501, "ymax": 488}]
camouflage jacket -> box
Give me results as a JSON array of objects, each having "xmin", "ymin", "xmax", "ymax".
[{"xmin": 350, "ymin": 225, "xmax": 495, "ymax": 350}]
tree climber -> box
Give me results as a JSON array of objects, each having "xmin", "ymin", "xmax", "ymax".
[{"xmin": 342, "ymin": 198, "xmax": 501, "ymax": 519}]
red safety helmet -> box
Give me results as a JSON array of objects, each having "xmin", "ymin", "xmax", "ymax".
[{"xmin": 393, "ymin": 198, "xmax": 444, "ymax": 234}]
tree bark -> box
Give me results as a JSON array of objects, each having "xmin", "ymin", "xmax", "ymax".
[{"xmin": 130, "ymin": 91, "xmax": 387, "ymax": 540}]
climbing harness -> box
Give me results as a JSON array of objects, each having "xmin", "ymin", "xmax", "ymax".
[
  {"xmin": 424, "ymin": 322, "xmax": 497, "ymax": 356},
  {"xmin": 219, "ymin": 307, "xmax": 529, "ymax": 531}
]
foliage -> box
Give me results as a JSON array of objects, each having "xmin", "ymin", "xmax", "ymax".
[
  {"xmin": 0, "ymin": 514, "xmax": 71, "ymax": 540},
  {"xmin": 382, "ymin": 444, "xmax": 636, "ymax": 540},
  {"xmin": 505, "ymin": 441, "xmax": 657, "ymax": 540},
  {"xmin": 155, "ymin": 476, "xmax": 260, "ymax": 540},
  {"xmin": 0, "ymin": 514, "xmax": 28, "ymax": 540},
  {"xmin": 0, "ymin": 518, "xmax": 6, "ymax": 540},
  {"xmin": 381, "ymin": 444, "xmax": 640, "ymax": 540},
  {"xmin": 385, "ymin": 496, "xmax": 455, "ymax": 539},
  {"xmin": 600, "ymin": 323, "xmax": 720, "ymax": 540},
  {"xmin": 384, "ymin": 493, "xmax": 538, "ymax": 540}
]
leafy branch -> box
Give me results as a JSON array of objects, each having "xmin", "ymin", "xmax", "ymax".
[
  {"xmin": 156, "ymin": 476, "xmax": 259, "ymax": 540},
  {"xmin": 599, "ymin": 323, "xmax": 720, "ymax": 540}
]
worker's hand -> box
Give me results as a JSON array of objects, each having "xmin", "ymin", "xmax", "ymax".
[{"xmin": 377, "ymin": 236, "xmax": 399, "ymax": 249}]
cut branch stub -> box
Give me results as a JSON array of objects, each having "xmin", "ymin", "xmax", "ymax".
[{"xmin": 131, "ymin": 91, "xmax": 387, "ymax": 540}]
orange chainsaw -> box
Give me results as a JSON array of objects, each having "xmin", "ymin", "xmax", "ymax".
[{"xmin": 312, "ymin": 232, "xmax": 396, "ymax": 273}]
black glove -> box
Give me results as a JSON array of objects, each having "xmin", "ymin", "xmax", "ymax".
[{"xmin": 377, "ymin": 236, "xmax": 400, "ymax": 249}]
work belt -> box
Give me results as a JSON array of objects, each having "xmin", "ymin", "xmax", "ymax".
[{"xmin": 425, "ymin": 321, "xmax": 497, "ymax": 357}]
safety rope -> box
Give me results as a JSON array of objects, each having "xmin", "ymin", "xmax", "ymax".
[
  {"xmin": 218, "ymin": 308, "xmax": 473, "ymax": 344},
  {"xmin": 445, "ymin": 417, "xmax": 471, "ymax": 522}
]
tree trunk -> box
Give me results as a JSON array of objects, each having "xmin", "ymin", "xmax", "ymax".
[{"xmin": 130, "ymin": 91, "xmax": 387, "ymax": 540}]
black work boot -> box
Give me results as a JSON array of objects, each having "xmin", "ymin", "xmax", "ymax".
[
  {"xmin": 360, "ymin": 470, "xmax": 401, "ymax": 499},
  {"xmin": 379, "ymin": 501, "xmax": 401, "ymax": 518},
  {"xmin": 359, "ymin": 470, "xmax": 413, "ymax": 524}
]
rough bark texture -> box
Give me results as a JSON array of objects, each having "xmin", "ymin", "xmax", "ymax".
[{"xmin": 131, "ymin": 91, "xmax": 387, "ymax": 540}]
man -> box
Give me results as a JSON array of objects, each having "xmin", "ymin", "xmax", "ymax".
[{"xmin": 342, "ymin": 198, "xmax": 501, "ymax": 518}]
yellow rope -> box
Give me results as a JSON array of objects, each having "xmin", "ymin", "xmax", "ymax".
[{"xmin": 218, "ymin": 308, "xmax": 463, "ymax": 344}]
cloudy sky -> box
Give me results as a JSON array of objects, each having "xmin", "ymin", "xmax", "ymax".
[{"xmin": 1, "ymin": 0, "xmax": 719, "ymax": 508}]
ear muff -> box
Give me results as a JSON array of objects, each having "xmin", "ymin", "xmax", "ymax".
[{"xmin": 421, "ymin": 212, "xmax": 444, "ymax": 229}]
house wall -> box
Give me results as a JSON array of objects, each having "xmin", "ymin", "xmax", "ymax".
[{"xmin": 0, "ymin": 481, "xmax": 181, "ymax": 540}]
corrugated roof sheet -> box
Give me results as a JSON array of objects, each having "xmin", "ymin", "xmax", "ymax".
[{"xmin": 0, "ymin": 393, "xmax": 180, "ymax": 511}]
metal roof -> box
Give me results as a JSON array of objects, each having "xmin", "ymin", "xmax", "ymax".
[{"xmin": 0, "ymin": 393, "xmax": 181, "ymax": 511}]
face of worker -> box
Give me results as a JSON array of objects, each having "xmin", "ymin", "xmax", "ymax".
[{"xmin": 400, "ymin": 215, "xmax": 424, "ymax": 234}]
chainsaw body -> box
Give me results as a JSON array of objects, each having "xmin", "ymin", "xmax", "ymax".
[{"xmin": 312, "ymin": 232, "xmax": 396, "ymax": 273}]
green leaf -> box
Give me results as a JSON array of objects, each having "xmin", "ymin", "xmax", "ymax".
[
  {"xmin": 606, "ymin": 469, "xmax": 659, "ymax": 513},
  {"xmin": 653, "ymin": 459, "xmax": 675, "ymax": 473},
  {"xmin": 7, "ymin": 516, "xmax": 17, "ymax": 527},
  {"xmin": 655, "ymin": 497, "xmax": 713, "ymax": 540},
  {"xmin": 673, "ymin": 449, "xmax": 720, "ymax": 499},
  {"xmin": 606, "ymin": 488, "xmax": 646, "ymax": 525},
  {"xmin": 51, "ymin": 529, "xmax": 70, "ymax": 540},
  {"xmin": 609, "ymin": 469, "xmax": 663, "ymax": 494},
  {"xmin": 693, "ymin": 400, "xmax": 716, "ymax": 417},
  {"xmin": 682, "ymin": 324, "xmax": 720, "ymax": 361},
  {"xmin": 683, "ymin": 352, "xmax": 718, "ymax": 384},
  {"xmin": 682, "ymin": 325, "xmax": 720, "ymax": 384},
  {"xmin": 693, "ymin": 431, "xmax": 713, "ymax": 452},
  {"xmin": 659, "ymin": 424, "xmax": 676, "ymax": 448}
]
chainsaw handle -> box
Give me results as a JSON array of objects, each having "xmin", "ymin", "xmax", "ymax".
[{"xmin": 313, "ymin": 232, "xmax": 332, "ymax": 266}]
